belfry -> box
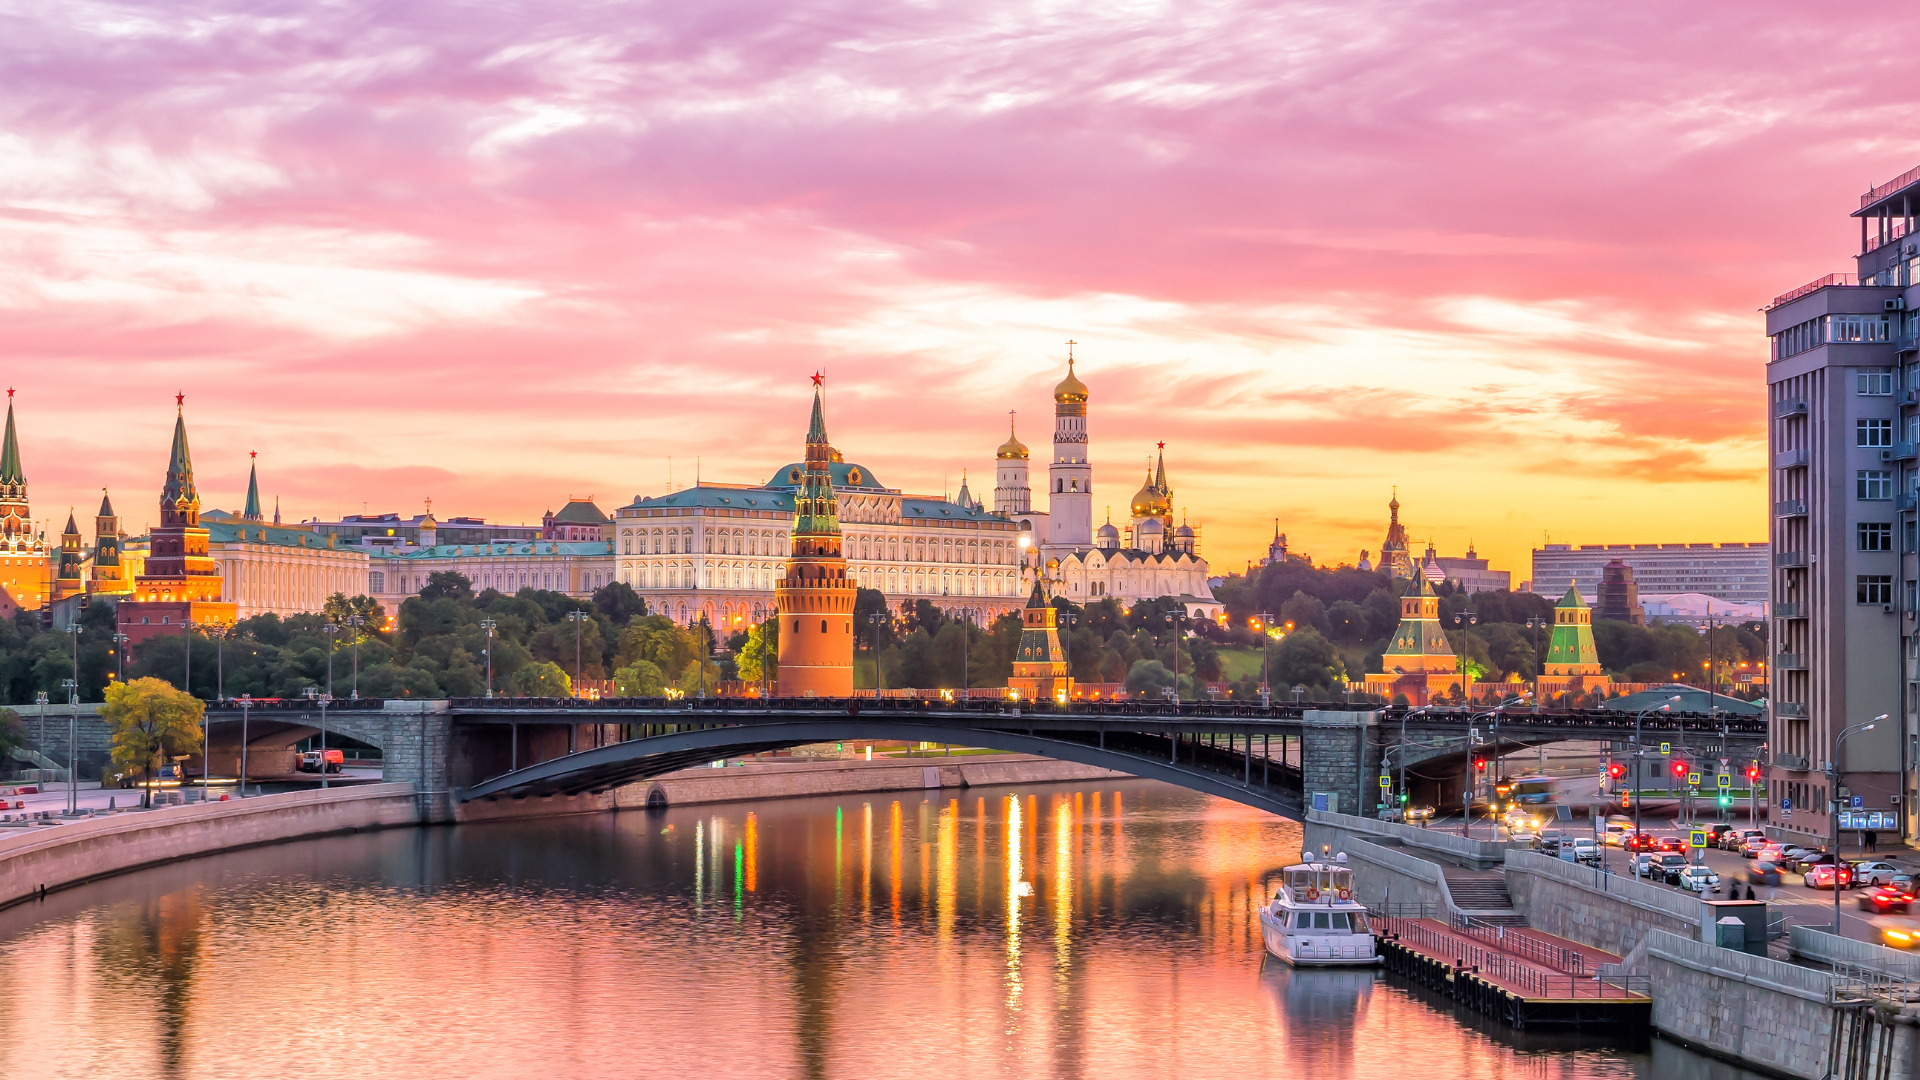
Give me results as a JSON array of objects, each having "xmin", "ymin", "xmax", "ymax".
[{"xmin": 774, "ymin": 376, "xmax": 856, "ymax": 696}]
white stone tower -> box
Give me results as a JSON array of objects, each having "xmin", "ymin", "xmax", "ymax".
[{"xmin": 1047, "ymin": 347, "xmax": 1093, "ymax": 549}]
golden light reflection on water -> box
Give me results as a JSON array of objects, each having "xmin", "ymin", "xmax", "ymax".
[{"xmin": 0, "ymin": 779, "xmax": 1754, "ymax": 1080}]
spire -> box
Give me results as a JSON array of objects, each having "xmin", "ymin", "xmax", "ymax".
[
  {"xmin": 1389, "ymin": 486, "xmax": 1399, "ymax": 523},
  {"xmin": 98, "ymin": 489, "xmax": 114, "ymax": 517},
  {"xmin": 273, "ymin": 495, "xmax": 280, "ymax": 525},
  {"xmin": 0, "ymin": 391, "xmax": 22, "ymax": 487},
  {"xmin": 243, "ymin": 450, "xmax": 262, "ymax": 520},
  {"xmin": 1153, "ymin": 441, "xmax": 1168, "ymax": 495},
  {"xmin": 807, "ymin": 375, "xmax": 828, "ymax": 445},
  {"xmin": 61, "ymin": 510, "xmax": 77, "ymax": 536},
  {"xmin": 162, "ymin": 395, "xmax": 198, "ymax": 518}
]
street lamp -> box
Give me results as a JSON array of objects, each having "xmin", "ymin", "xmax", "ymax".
[
  {"xmin": 567, "ymin": 610, "xmax": 589, "ymax": 697},
  {"xmin": 183, "ymin": 619, "xmax": 195, "ymax": 698},
  {"xmin": 1450, "ymin": 607, "xmax": 1478, "ymax": 707},
  {"xmin": 1163, "ymin": 609, "xmax": 1187, "ymax": 706},
  {"xmin": 867, "ymin": 612, "xmax": 888, "ymax": 694},
  {"xmin": 1524, "ymin": 615, "xmax": 1549, "ymax": 710},
  {"xmin": 480, "ymin": 618, "xmax": 497, "ymax": 698},
  {"xmin": 237, "ymin": 693, "xmax": 252, "ymax": 798},
  {"xmin": 305, "ymin": 686, "xmax": 335, "ymax": 790},
  {"xmin": 111, "ymin": 632, "xmax": 128, "ymax": 684},
  {"xmin": 208, "ymin": 624, "xmax": 227, "ymax": 702},
  {"xmin": 322, "ymin": 622, "xmax": 339, "ymax": 698},
  {"xmin": 1253, "ymin": 611, "xmax": 1276, "ymax": 707},
  {"xmin": 345, "ymin": 614, "xmax": 366, "ymax": 699},
  {"xmin": 1830, "ymin": 714, "xmax": 1888, "ymax": 932},
  {"xmin": 64, "ymin": 623, "xmax": 80, "ymax": 815}
]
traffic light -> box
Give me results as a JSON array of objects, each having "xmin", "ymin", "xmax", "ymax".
[
  {"xmin": 1607, "ymin": 762, "xmax": 1626, "ymax": 780},
  {"xmin": 1672, "ymin": 761, "xmax": 1689, "ymax": 779},
  {"xmin": 1399, "ymin": 791, "xmax": 1409, "ymax": 803},
  {"xmin": 1718, "ymin": 794, "xmax": 1731, "ymax": 807},
  {"xmin": 1474, "ymin": 759, "xmax": 1487, "ymax": 772},
  {"xmin": 1747, "ymin": 765, "xmax": 1761, "ymax": 783}
]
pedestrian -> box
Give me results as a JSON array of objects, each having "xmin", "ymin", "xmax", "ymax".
[{"xmin": 1866, "ymin": 830, "xmax": 1877, "ymax": 854}]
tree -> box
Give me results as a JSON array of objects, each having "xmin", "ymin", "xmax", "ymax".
[
  {"xmin": 0, "ymin": 708, "xmax": 24, "ymax": 759},
  {"xmin": 419, "ymin": 571, "xmax": 474, "ymax": 603},
  {"xmin": 1270, "ymin": 628, "xmax": 1346, "ymax": 695},
  {"xmin": 100, "ymin": 677, "xmax": 204, "ymax": 807},
  {"xmin": 590, "ymin": 580, "xmax": 648, "ymax": 626},
  {"xmin": 611, "ymin": 660, "xmax": 667, "ymax": 696},
  {"xmin": 322, "ymin": 594, "xmax": 387, "ymax": 639},
  {"xmin": 1125, "ymin": 659, "xmax": 1176, "ymax": 698},
  {"xmin": 735, "ymin": 625, "xmax": 776, "ymax": 685},
  {"xmin": 676, "ymin": 658, "xmax": 723, "ymax": 696},
  {"xmin": 1326, "ymin": 600, "xmax": 1369, "ymax": 643},
  {"xmin": 508, "ymin": 660, "xmax": 571, "ymax": 698}
]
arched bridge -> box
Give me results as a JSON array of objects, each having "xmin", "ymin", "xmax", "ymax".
[{"xmin": 422, "ymin": 698, "xmax": 1767, "ymax": 821}]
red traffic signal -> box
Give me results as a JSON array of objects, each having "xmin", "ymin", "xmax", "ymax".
[
  {"xmin": 1747, "ymin": 765, "xmax": 1761, "ymax": 782},
  {"xmin": 1672, "ymin": 761, "xmax": 1688, "ymax": 778},
  {"xmin": 1607, "ymin": 762, "xmax": 1625, "ymax": 779},
  {"xmin": 1474, "ymin": 759, "xmax": 1487, "ymax": 771}
]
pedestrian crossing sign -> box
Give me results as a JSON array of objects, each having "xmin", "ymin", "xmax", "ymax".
[
  {"xmin": 1379, "ymin": 774, "xmax": 1391, "ymax": 790},
  {"xmin": 1717, "ymin": 774, "xmax": 1731, "ymax": 789},
  {"xmin": 1686, "ymin": 771, "xmax": 1700, "ymax": 786},
  {"xmin": 1690, "ymin": 829, "xmax": 1707, "ymax": 848},
  {"xmin": 1660, "ymin": 742, "xmax": 1671, "ymax": 755}
]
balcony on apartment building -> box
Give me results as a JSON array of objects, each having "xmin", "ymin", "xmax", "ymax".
[
  {"xmin": 1774, "ymin": 551, "xmax": 1808, "ymax": 568},
  {"xmin": 1775, "ymin": 703, "xmax": 1808, "ymax": 719},
  {"xmin": 1775, "ymin": 602, "xmax": 1806, "ymax": 619},
  {"xmin": 1774, "ymin": 499, "xmax": 1807, "ymax": 518},
  {"xmin": 1774, "ymin": 652, "xmax": 1808, "ymax": 670},
  {"xmin": 1774, "ymin": 449, "xmax": 1808, "ymax": 470}
]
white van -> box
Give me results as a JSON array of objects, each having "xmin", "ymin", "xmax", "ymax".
[{"xmin": 1603, "ymin": 822, "xmax": 1629, "ymax": 847}]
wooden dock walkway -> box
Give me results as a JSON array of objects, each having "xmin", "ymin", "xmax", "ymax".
[{"xmin": 1375, "ymin": 915, "xmax": 1651, "ymax": 1028}]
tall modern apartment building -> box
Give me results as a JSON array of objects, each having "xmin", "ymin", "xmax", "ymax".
[{"xmin": 1764, "ymin": 164, "xmax": 1920, "ymax": 845}]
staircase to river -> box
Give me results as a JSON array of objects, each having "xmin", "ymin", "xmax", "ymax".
[{"xmin": 1443, "ymin": 868, "xmax": 1527, "ymax": 926}]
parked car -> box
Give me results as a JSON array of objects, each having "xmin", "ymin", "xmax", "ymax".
[
  {"xmin": 1797, "ymin": 852, "xmax": 1845, "ymax": 876},
  {"xmin": 297, "ymin": 749, "xmax": 345, "ymax": 774},
  {"xmin": 1806, "ymin": 862, "xmax": 1855, "ymax": 890},
  {"xmin": 1624, "ymin": 832, "xmax": 1658, "ymax": 852},
  {"xmin": 1858, "ymin": 885, "xmax": 1914, "ymax": 913},
  {"xmin": 1673, "ymin": 866, "xmax": 1722, "ymax": 893},
  {"xmin": 1748, "ymin": 862, "xmax": 1783, "ymax": 887},
  {"xmin": 1854, "ymin": 861, "xmax": 1904, "ymax": 886},
  {"xmin": 1632, "ymin": 853, "xmax": 1660, "ymax": 877},
  {"xmin": 1571, "ymin": 838, "xmax": 1601, "ymax": 866}
]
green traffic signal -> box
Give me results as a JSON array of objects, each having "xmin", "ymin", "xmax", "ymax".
[
  {"xmin": 1399, "ymin": 792, "xmax": 1408, "ymax": 803},
  {"xmin": 1718, "ymin": 795, "xmax": 1731, "ymax": 807}
]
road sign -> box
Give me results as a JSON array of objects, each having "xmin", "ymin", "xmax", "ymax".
[
  {"xmin": 1717, "ymin": 774, "xmax": 1731, "ymax": 789},
  {"xmin": 1852, "ymin": 795, "xmax": 1865, "ymax": 810},
  {"xmin": 1686, "ymin": 771, "xmax": 1700, "ymax": 786},
  {"xmin": 1690, "ymin": 829, "xmax": 1707, "ymax": 848},
  {"xmin": 1379, "ymin": 774, "xmax": 1392, "ymax": 790},
  {"xmin": 1660, "ymin": 742, "xmax": 1672, "ymax": 755}
]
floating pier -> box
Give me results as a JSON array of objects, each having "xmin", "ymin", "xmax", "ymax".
[{"xmin": 1374, "ymin": 913, "xmax": 1651, "ymax": 1028}]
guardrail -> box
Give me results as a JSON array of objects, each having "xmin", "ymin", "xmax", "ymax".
[
  {"xmin": 1376, "ymin": 916, "xmax": 1646, "ymax": 999},
  {"xmin": 1790, "ymin": 924, "xmax": 1920, "ymax": 979},
  {"xmin": 1454, "ymin": 915, "xmax": 1588, "ymax": 975}
]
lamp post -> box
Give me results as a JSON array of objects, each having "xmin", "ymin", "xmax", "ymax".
[
  {"xmin": 1450, "ymin": 607, "xmax": 1478, "ymax": 710},
  {"xmin": 1163, "ymin": 609, "xmax": 1187, "ymax": 707},
  {"xmin": 345, "ymin": 614, "xmax": 366, "ymax": 699},
  {"xmin": 1831, "ymin": 715, "xmax": 1887, "ymax": 933},
  {"xmin": 34, "ymin": 691, "xmax": 46, "ymax": 764},
  {"xmin": 697, "ymin": 615, "xmax": 711, "ymax": 699},
  {"xmin": 111, "ymin": 632, "xmax": 128, "ymax": 684},
  {"xmin": 1524, "ymin": 615, "xmax": 1549, "ymax": 710},
  {"xmin": 867, "ymin": 612, "xmax": 888, "ymax": 694},
  {"xmin": 323, "ymin": 622, "xmax": 339, "ymax": 697},
  {"xmin": 209, "ymin": 624, "xmax": 226, "ymax": 703},
  {"xmin": 183, "ymin": 619, "xmax": 194, "ymax": 698},
  {"xmin": 237, "ymin": 693, "xmax": 252, "ymax": 798},
  {"xmin": 1058, "ymin": 610, "xmax": 1077, "ymax": 703},
  {"xmin": 65, "ymin": 623, "xmax": 80, "ymax": 814},
  {"xmin": 481, "ymin": 618, "xmax": 497, "ymax": 698},
  {"xmin": 1629, "ymin": 697, "xmax": 1681, "ymax": 872},
  {"xmin": 567, "ymin": 610, "xmax": 588, "ymax": 697},
  {"xmin": 1253, "ymin": 611, "xmax": 1276, "ymax": 707}
]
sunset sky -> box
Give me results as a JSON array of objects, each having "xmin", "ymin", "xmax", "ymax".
[{"xmin": 1, "ymin": 1, "xmax": 1902, "ymax": 578}]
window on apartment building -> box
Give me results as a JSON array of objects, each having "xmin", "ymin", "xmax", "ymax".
[
  {"xmin": 1859, "ymin": 470, "xmax": 1895, "ymax": 499},
  {"xmin": 1859, "ymin": 418, "xmax": 1894, "ymax": 446},
  {"xmin": 1860, "ymin": 522, "xmax": 1894, "ymax": 551},
  {"xmin": 1861, "ymin": 371, "xmax": 1897, "ymax": 395},
  {"xmin": 1833, "ymin": 314, "xmax": 1894, "ymax": 343},
  {"xmin": 1858, "ymin": 575, "xmax": 1894, "ymax": 605},
  {"xmin": 1907, "ymin": 580, "xmax": 1917, "ymax": 614}
]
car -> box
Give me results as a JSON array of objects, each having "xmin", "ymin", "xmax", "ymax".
[
  {"xmin": 1656, "ymin": 836, "xmax": 1688, "ymax": 854},
  {"xmin": 1603, "ymin": 824, "xmax": 1628, "ymax": 847},
  {"xmin": 1571, "ymin": 838, "xmax": 1601, "ymax": 866},
  {"xmin": 1741, "ymin": 835, "xmax": 1771, "ymax": 858},
  {"xmin": 1748, "ymin": 862, "xmax": 1783, "ymax": 886},
  {"xmin": 1797, "ymin": 852, "xmax": 1844, "ymax": 876},
  {"xmin": 1632, "ymin": 853, "xmax": 1660, "ymax": 877},
  {"xmin": 1537, "ymin": 836, "xmax": 1562, "ymax": 856},
  {"xmin": 1778, "ymin": 845, "xmax": 1815, "ymax": 867},
  {"xmin": 1886, "ymin": 927, "xmax": 1919, "ymax": 950},
  {"xmin": 1806, "ymin": 863, "xmax": 1855, "ymax": 890},
  {"xmin": 1854, "ymin": 861, "xmax": 1904, "ymax": 886},
  {"xmin": 1624, "ymin": 832, "xmax": 1658, "ymax": 852},
  {"xmin": 1705, "ymin": 823, "xmax": 1736, "ymax": 843},
  {"xmin": 1673, "ymin": 866, "xmax": 1722, "ymax": 893},
  {"xmin": 1655, "ymin": 853, "xmax": 1690, "ymax": 883},
  {"xmin": 1858, "ymin": 886, "xmax": 1914, "ymax": 913},
  {"xmin": 1893, "ymin": 872, "xmax": 1915, "ymax": 893}
]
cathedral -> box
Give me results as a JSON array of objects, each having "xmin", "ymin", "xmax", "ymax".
[{"xmin": 994, "ymin": 353, "xmax": 1221, "ymax": 620}]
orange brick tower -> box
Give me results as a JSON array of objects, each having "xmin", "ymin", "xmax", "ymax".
[{"xmin": 775, "ymin": 375, "xmax": 856, "ymax": 697}]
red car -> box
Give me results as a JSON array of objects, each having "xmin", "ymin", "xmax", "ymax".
[
  {"xmin": 1624, "ymin": 833, "xmax": 1657, "ymax": 852},
  {"xmin": 1859, "ymin": 886, "xmax": 1913, "ymax": 913},
  {"xmin": 1655, "ymin": 836, "xmax": 1687, "ymax": 854}
]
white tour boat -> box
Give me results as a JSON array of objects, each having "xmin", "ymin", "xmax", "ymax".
[{"xmin": 1259, "ymin": 853, "xmax": 1381, "ymax": 967}]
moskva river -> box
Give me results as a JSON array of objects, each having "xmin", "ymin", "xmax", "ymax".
[{"xmin": 0, "ymin": 779, "xmax": 1765, "ymax": 1079}]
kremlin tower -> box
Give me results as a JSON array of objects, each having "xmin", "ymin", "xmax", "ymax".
[
  {"xmin": 993, "ymin": 416, "xmax": 1031, "ymax": 515},
  {"xmin": 116, "ymin": 395, "xmax": 236, "ymax": 652},
  {"xmin": 89, "ymin": 490, "xmax": 129, "ymax": 598},
  {"xmin": 0, "ymin": 391, "xmax": 51, "ymax": 615},
  {"xmin": 52, "ymin": 512, "xmax": 83, "ymax": 603},
  {"xmin": 1007, "ymin": 580, "xmax": 1071, "ymax": 703},
  {"xmin": 775, "ymin": 377, "xmax": 856, "ymax": 697}
]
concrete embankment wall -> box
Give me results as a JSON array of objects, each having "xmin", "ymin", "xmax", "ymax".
[
  {"xmin": 0, "ymin": 783, "xmax": 420, "ymax": 907},
  {"xmin": 1305, "ymin": 809, "xmax": 1522, "ymax": 870},
  {"xmin": 1504, "ymin": 848, "xmax": 1709, "ymax": 955},
  {"xmin": 1302, "ymin": 816, "xmax": 1457, "ymax": 914},
  {"xmin": 454, "ymin": 755, "xmax": 1129, "ymax": 823}
]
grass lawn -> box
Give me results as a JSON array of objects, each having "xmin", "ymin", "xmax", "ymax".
[{"xmin": 1216, "ymin": 647, "xmax": 1267, "ymax": 682}]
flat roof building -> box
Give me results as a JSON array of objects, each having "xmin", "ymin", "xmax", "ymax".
[{"xmin": 1529, "ymin": 543, "xmax": 1767, "ymax": 606}]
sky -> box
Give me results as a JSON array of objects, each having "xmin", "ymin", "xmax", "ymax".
[{"xmin": 0, "ymin": 0, "xmax": 1906, "ymax": 579}]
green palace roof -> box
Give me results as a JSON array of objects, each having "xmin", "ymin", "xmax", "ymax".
[
  {"xmin": 1601, "ymin": 685, "xmax": 1764, "ymax": 716},
  {"xmin": 621, "ymin": 485, "xmax": 796, "ymax": 512},
  {"xmin": 368, "ymin": 540, "xmax": 611, "ymax": 562}
]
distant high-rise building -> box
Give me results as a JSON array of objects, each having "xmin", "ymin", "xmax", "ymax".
[{"xmin": 1528, "ymin": 544, "xmax": 1766, "ymax": 606}]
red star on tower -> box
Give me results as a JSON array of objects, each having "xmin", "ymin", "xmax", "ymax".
[{"xmin": 811, "ymin": 372, "xmax": 824, "ymax": 387}]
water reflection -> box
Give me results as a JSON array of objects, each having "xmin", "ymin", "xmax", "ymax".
[{"xmin": 0, "ymin": 779, "xmax": 1773, "ymax": 1079}]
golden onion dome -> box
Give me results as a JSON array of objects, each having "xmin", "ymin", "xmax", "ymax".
[
  {"xmin": 996, "ymin": 419, "xmax": 1029, "ymax": 460},
  {"xmin": 1053, "ymin": 358, "xmax": 1088, "ymax": 404}
]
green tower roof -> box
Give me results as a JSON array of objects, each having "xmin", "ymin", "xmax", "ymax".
[
  {"xmin": 0, "ymin": 397, "xmax": 22, "ymax": 486},
  {"xmin": 243, "ymin": 456, "xmax": 262, "ymax": 520},
  {"xmin": 1556, "ymin": 582, "xmax": 1587, "ymax": 609}
]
